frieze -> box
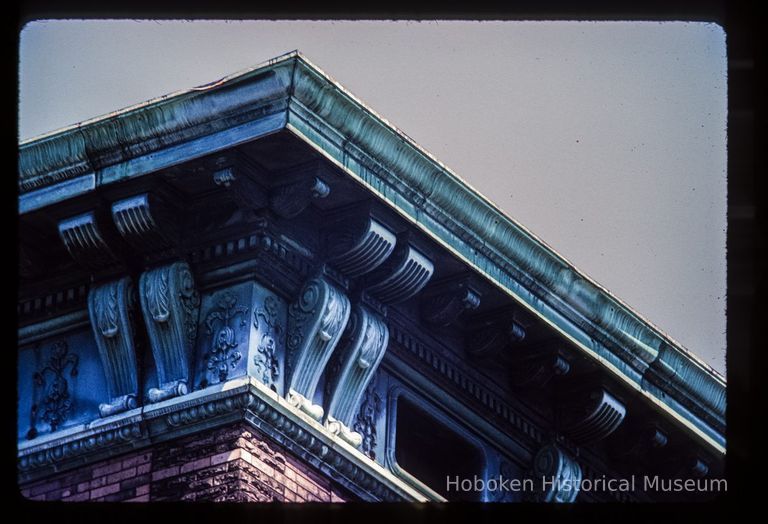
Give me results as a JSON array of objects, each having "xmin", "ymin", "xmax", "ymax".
[
  {"xmin": 88, "ymin": 277, "xmax": 140, "ymax": 418},
  {"xmin": 389, "ymin": 322, "xmax": 544, "ymax": 444},
  {"xmin": 26, "ymin": 340, "xmax": 79, "ymax": 439},
  {"xmin": 139, "ymin": 261, "xmax": 201, "ymax": 403},
  {"xmin": 253, "ymin": 294, "xmax": 283, "ymax": 390},
  {"xmin": 201, "ymin": 291, "xmax": 249, "ymax": 386},
  {"xmin": 18, "ymin": 284, "xmax": 88, "ymax": 323},
  {"xmin": 353, "ymin": 373, "xmax": 383, "ymax": 460}
]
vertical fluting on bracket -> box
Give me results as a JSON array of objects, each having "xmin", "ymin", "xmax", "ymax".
[
  {"xmin": 325, "ymin": 305, "xmax": 389, "ymax": 447},
  {"xmin": 138, "ymin": 261, "xmax": 200, "ymax": 403},
  {"xmin": 59, "ymin": 212, "xmax": 119, "ymax": 270},
  {"xmin": 286, "ymin": 277, "xmax": 350, "ymax": 420},
  {"xmin": 88, "ymin": 277, "xmax": 140, "ymax": 417},
  {"xmin": 326, "ymin": 216, "xmax": 397, "ymax": 278},
  {"xmin": 559, "ymin": 388, "xmax": 626, "ymax": 444},
  {"xmin": 532, "ymin": 444, "xmax": 582, "ymax": 503},
  {"xmin": 363, "ymin": 241, "xmax": 434, "ymax": 304},
  {"xmin": 111, "ymin": 193, "xmax": 176, "ymax": 253}
]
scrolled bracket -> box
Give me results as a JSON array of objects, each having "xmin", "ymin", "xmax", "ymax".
[
  {"xmin": 324, "ymin": 305, "xmax": 389, "ymax": 447},
  {"xmin": 139, "ymin": 261, "xmax": 201, "ymax": 403},
  {"xmin": 286, "ymin": 277, "xmax": 351, "ymax": 420},
  {"xmin": 88, "ymin": 277, "xmax": 140, "ymax": 417},
  {"xmin": 532, "ymin": 443, "xmax": 582, "ymax": 503}
]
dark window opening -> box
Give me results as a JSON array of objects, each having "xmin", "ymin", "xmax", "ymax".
[{"xmin": 395, "ymin": 397, "xmax": 484, "ymax": 501}]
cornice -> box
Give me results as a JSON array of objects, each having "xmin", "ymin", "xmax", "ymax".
[{"xmin": 17, "ymin": 51, "xmax": 726, "ymax": 455}]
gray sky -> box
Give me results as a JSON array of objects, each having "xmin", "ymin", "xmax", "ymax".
[{"xmin": 18, "ymin": 20, "xmax": 727, "ymax": 374}]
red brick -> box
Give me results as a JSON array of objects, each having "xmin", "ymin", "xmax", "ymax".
[
  {"xmin": 107, "ymin": 466, "xmax": 136, "ymax": 485},
  {"xmin": 122, "ymin": 453, "xmax": 151, "ymax": 470},
  {"xmin": 30, "ymin": 480, "xmax": 61, "ymax": 496},
  {"xmin": 210, "ymin": 449, "xmax": 241, "ymax": 466},
  {"xmin": 92, "ymin": 461, "xmax": 123, "ymax": 478},
  {"xmin": 136, "ymin": 484, "xmax": 150, "ymax": 497},
  {"xmin": 151, "ymin": 466, "xmax": 179, "ymax": 482},
  {"xmin": 137, "ymin": 463, "xmax": 151, "ymax": 475},
  {"xmin": 89, "ymin": 476, "xmax": 107, "ymax": 489},
  {"xmin": 331, "ymin": 491, "xmax": 345, "ymax": 503},
  {"xmin": 180, "ymin": 457, "xmax": 211, "ymax": 474},
  {"xmin": 62, "ymin": 491, "xmax": 91, "ymax": 502},
  {"xmin": 126, "ymin": 494, "xmax": 150, "ymax": 502},
  {"xmin": 77, "ymin": 481, "xmax": 90, "ymax": 493},
  {"xmin": 90, "ymin": 483, "xmax": 120, "ymax": 500}
]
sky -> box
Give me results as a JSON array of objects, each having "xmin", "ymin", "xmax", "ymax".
[{"xmin": 18, "ymin": 20, "xmax": 727, "ymax": 374}]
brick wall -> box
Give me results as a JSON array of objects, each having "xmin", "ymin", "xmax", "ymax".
[{"xmin": 20, "ymin": 423, "xmax": 350, "ymax": 502}]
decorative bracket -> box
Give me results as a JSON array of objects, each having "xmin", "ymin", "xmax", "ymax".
[
  {"xmin": 59, "ymin": 211, "xmax": 120, "ymax": 270},
  {"xmin": 363, "ymin": 238, "xmax": 434, "ymax": 305},
  {"xmin": 532, "ymin": 443, "xmax": 582, "ymax": 503},
  {"xmin": 286, "ymin": 277, "xmax": 350, "ymax": 420},
  {"xmin": 139, "ymin": 261, "xmax": 201, "ymax": 403},
  {"xmin": 325, "ymin": 305, "xmax": 389, "ymax": 447},
  {"xmin": 88, "ymin": 277, "xmax": 140, "ymax": 417},
  {"xmin": 111, "ymin": 193, "xmax": 178, "ymax": 255},
  {"xmin": 324, "ymin": 213, "xmax": 397, "ymax": 279},
  {"xmin": 558, "ymin": 388, "xmax": 626, "ymax": 444},
  {"xmin": 508, "ymin": 342, "xmax": 571, "ymax": 389},
  {"xmin": 466, "ymin": 315, "xmax": 527, "ymax": 360},
  {"xmin": 270, "ymin": 177, "xmax": 330, "ymax": 219},
  {"xmin": 420, "ymin": 278, "xmax": 481, "ymax": 327},
  {"xmin": 211, "ymin": 154, "xmax": 269, "ymax": 212}
]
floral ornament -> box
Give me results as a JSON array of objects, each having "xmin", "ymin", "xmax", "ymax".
[
  {"xmin": 203, "ymin": 292, "xmax": 248, "ymax": 384},
  {"xmin": 28, "ymin": 340, "xmax": 79, "ymax": 438}
]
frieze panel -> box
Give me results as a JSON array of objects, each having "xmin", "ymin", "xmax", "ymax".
[
  {"xmin": 139, "ymin": 261, "xmax": 201, "ymax": 403},
  {"xmin": 199, "ymin": 291, "xmax": 250, "ymax": 387},
  {"xmin": 250, "ymin": 292, "xmax": 287, "ymax": 395},
  {"xmin": 353, "ymin": 372, "xmax": 384, "ymax": 461},
  {"xmin": 18, "ymin": 329, "xmax": 108, "ymax": 441}
]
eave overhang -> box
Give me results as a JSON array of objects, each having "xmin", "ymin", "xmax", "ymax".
[{"xmin": 18, "ymin": 51, "xmax": 726, "ymax": 455}]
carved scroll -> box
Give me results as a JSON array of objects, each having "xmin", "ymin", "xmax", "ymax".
[
  {"xmin": 88, "ymin": 277, "xmax": 139, "ymax": 417},
  {"xmin": 139, "ymin": 261, "xmax": 200, "ymax": 403},
  {"xmin": 325, "ymin": 305, "xmax": 389, "ymax": 447},
  {"xmin": 532, "ymin": 444, "xmax": 582, "ymax": 503},
  {"xmin": 59, "ymin": 211, "xmax": 119, "ymax": 269},
  {"xmin": 286, "ymin": 277, "xmax": 350, "ymax": 420},
  {"xmin": 364, "ymin": 242, "xmax": 434, "ymax": 305},
  {"xmin": 559, "ymin": 388, "xmax": 626, "ymax": 444},
  {"xmin": 325, "ymin": 216, "xmax": 397, "ymax": 278}
]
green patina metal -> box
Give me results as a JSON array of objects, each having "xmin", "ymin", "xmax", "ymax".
[{"xmin": 18, "ymin": 51, "xmax": 725, "ymax": 452}]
